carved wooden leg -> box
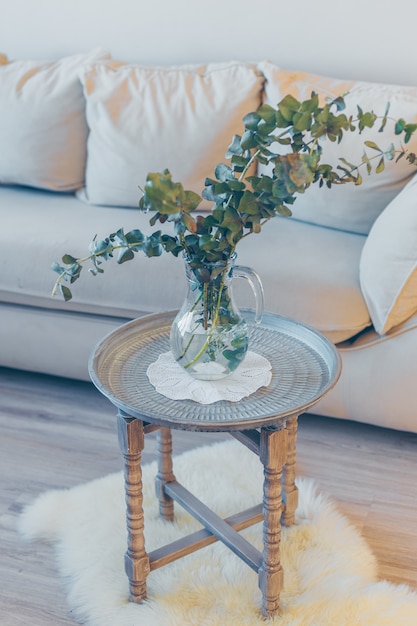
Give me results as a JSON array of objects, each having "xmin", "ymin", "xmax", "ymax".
[
  {"xmin": 117, "ymin": 411, "xmax": 150, "ymax": 602},
  {"xmin": 258, "ymin": 425, "xmax": 288, "ymax": 618},
  {"xmin": 155, "ymin": 427, "xmax": 176, "ymax": 521},
  {"xmin": 282, "ymin": 415, "xmax": 299, "ymax": 526}
]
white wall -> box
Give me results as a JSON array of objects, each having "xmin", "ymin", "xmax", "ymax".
[{"xmin": 1, "ymin": 0, "xmax": 415, "ymax": 85}]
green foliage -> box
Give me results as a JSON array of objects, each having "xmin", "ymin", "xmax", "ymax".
[{"xmin": 52, "ymin": 92, "xmax": 417, "ymax": 300}]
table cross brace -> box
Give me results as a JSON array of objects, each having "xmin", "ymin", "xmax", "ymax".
[
  {"xmin": 165, "ymin": 480, "xmax": 263, "ymax": 572},
  {"xmin": 148, "ymin": 502, "xmax": 263, "ymax": 570}
]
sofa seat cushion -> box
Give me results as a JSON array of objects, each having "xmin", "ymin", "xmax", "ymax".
[{"xmin": 0, "ymin": 186, "xmax": 370, "ymax": 343}]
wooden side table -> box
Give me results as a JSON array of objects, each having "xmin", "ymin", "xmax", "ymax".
[{"xmin": 89, "ymin": 310, "xmax": 341, "ymax": 618}]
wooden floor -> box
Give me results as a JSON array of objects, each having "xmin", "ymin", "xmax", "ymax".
[{"xmin": 0, "ymin": 366, "xmax": 416, "ymax": 626}]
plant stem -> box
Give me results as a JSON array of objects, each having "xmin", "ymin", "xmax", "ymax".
[{"xmin": 182, "ymin": 271, "xmax": 228, "ymax": 370}]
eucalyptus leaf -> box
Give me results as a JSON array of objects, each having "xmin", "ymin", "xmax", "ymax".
[
  {"xmin": 51, "ymin": 261, "xmax": 64, "ymax": 274},
  {"xmin": 225, "ymin": 135, "xmax": 244, "ymax": 158},
  {"xmin": 59, "ymin": 285, "xmax": 72, "ymax": 301},
  {"xmin": 182, "ymin": 212, "xmax": 197, "ymax": 233},
  {"xmin": 240, "ymin": 130, "xmax": 258, "ymax": 150},
  {"xmin": 117, "ymin": 248, "xmax": 135, "ymax": 264},
  {"xmin": 62, "ymin": 254, "xmax": 78, "ymax": 265},
  {"xmin": 364, "ymin": 141, "xmax": 381, "ymax": 151},
  {"xmin": 242, "ymin": 112, "xmax": 260, "ymax": 131},
  {"xmin": 376, "ymin": 157, "xmax": 385, "ymax": 174},
  {"xmin": 385, "ymin": 143, "xmax": 395, "ymax": 160},
  {"xmin": 215, "ymin": 164, "xmax": 235, "ymax": 182}
]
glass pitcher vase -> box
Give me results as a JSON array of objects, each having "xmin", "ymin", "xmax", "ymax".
[{"xmin": 170, "ymin": 254, "xmax": 264, "ymax": 380}]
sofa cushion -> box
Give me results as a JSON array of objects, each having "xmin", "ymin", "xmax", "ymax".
[
  {"xmin": 359, "ymin": 173, "xmax": 417, "ymax": 334},
  {"xmin": 78, "ymin": 61, "xmax": 264, "ymax": 208},
  {"xmin": 0, "ymin": 48, "xmax": 110, "ymax": 192},
  {"xmin": 0, "ymin": 185, "xmax": 370, "ymax": 344},
  {"xmin": 258, "ymin": 61, "xmax": 417, "ymax": 235}
]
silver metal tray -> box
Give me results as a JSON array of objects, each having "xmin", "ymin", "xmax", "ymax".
[{"xmin": 89, "ymin": 310, "xmax": 341, "ymax": 431}]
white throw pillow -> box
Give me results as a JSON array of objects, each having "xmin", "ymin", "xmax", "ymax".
[
  {"xmin": 258, "ymin": 61, "xmax": 417, "ymax": 235},
  {"xmin": 0, "ymin": 48, "xmax": 110, "ymax": 191},
  {"xmin": 79, "ymin": 61, "xmax": 264, "ymax": 208},
  {"xmin": 359, "ymin": 173, "xmax": 417, "ymax": 334}
]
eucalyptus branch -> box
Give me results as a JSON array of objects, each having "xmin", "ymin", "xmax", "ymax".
[
  {"xmin": 51, "ymin": 232, "xmax": 171, "ymax": 301},
  {"xmin": 52, "ymin": 91, "xmax": 417, "ymax": 302}
]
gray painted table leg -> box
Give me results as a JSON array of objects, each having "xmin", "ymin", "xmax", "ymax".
[
  {"xmin": 258, "ymin": 425, "xmax": 287, "ymax": 618},
  {"xmin": 117, "ymin": 411, "xmax": 150, "ymax": 602}
]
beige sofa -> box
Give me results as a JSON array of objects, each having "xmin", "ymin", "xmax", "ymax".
[{"xmin": 1, "ymin": 50, "xmax": 417, "ymax": 433}]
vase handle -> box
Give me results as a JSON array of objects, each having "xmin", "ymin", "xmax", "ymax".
[{"xmin": 231, "ymin": 265, "xmax": 264, "ymax": 324}]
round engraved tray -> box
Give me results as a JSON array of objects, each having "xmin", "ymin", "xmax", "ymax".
[{"xmin": 89, "ymin": 310, "xmax": 341, "ymax": 431}]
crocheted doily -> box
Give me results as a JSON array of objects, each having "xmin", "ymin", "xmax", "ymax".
[{"xmin": 146, "ymin": 351, "xmax": 272, "ymax": 404}]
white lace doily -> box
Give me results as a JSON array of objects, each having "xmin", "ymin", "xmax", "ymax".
[{"xmin": 146, "ymin": 351, "xmax": 272, "ymax": 404}]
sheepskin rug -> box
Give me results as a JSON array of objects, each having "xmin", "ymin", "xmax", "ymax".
[{"xmin": 18, "ymin": 440, "xmax": 417, "ymax": 626}]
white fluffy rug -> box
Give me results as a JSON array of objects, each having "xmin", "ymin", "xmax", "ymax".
[{"xmin": 18, "ymin": 440, "xmax": 417, "ymax": 626}]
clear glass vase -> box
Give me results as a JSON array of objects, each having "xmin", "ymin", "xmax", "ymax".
[{"xmin": 170, "ymin": 255, "xmax": 264, "ymax": 380}]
